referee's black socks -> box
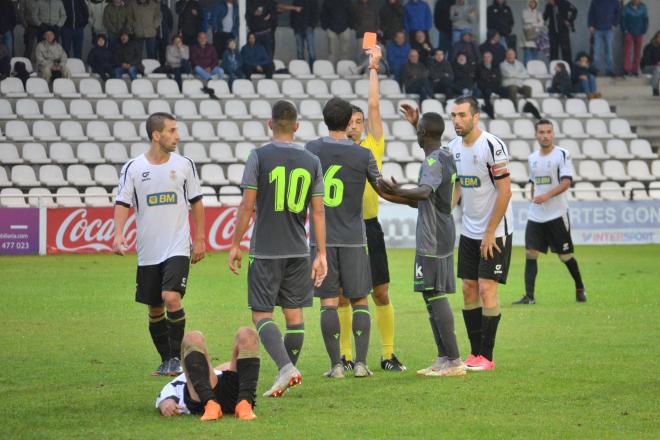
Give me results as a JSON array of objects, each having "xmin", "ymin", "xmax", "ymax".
[
  {"xmin": 148, "ymin": 312, "xmax": 169, "ymax": 362},
  {"xmin": 563, "ymin": 257, "xmax": 584, "ymax": 289},
  {"xmin": 525, "ymin": 259, "xmax": 538, "ymax": 299},
  {"xmin": 167, "ymin": 309, "xmax": 186, "ymax": 359},
  {"xmin": 183, "ymin": 351, "xmax": 216, "ymax": 405}
]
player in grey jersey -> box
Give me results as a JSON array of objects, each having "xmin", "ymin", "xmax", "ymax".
[{"xmin": 380, "ymin": 107, "xmax": 465, "ymax": 377}]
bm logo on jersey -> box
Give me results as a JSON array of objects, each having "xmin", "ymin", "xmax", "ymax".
[
  {"xmin": 147, "ymin": 192, "xmax": 178, "ymax": 206},
  {"xmin": 535, "ymin": 176, "xmax": 552, "ymax": 185},
  {"xmin": 459, "ymin": 176, "xmax": 481, "ymax": 188}
]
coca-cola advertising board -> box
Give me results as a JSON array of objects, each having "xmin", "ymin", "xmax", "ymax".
[{"xmin": 46, "ymin": 207, "xmax": 253, "ymax": 254}]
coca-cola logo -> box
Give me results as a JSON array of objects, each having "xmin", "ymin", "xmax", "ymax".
[
  {"xmin": 208, "ymin": 207, "xmax": 253, "ymax": 251},
  {"xmin": 54, "ymin": 209, "xmax": 137, "ymax": 252}
]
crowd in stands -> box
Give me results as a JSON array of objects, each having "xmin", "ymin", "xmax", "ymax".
[{"xmin": 0, "ymin": 0, "xmax": 658, "ymax": 97}]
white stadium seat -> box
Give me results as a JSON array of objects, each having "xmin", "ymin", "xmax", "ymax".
[
  {"xmin": 541, "ymin": 98, "xmax": 567, "ymax": 117},
  {"xmin": 578, "ymin": 160, "xmax": 605, "ymax": 181},
  {"xmin": 573, "ymin": 182, "xmax": 599, "ymax": 201},
  {"xmin": 104, "ymin": 143, "xmax": 129, "ymax": 164},
  {"xmin": 43, "ymin": 98, "xmax": 70, "ymax": 119},
  {"xmin": 331, "ymin": 79, "xmax": 357, "ymax": 99},
  {"xmin": 23, "ymin": 143, "xmax": 50, "ymax": 164},
  {"xmin": 404, "ymin": 162, "xmax": 421, "ymax": 182},
  {"xmin": 317, "ymin": 121, "xmax": 329, "ymax": 137},
  {"xmin": 176, "ymin": 121, "xmax": 193, "ymax": 142},
  {"xmin": 624, "ymin": 181, "xmax": 649, "ymax": 200},
  {"xmin": 105, "ymin": 79, "xmax": 131, "ymax": 97},
  {"xmin": 207, "ymin": 79, "xmax": 233, "ymax": 98},
  {"xmin": 218, "ymin": 186, "xmax": 243, "ymax": 206},
  {"xmin": 589, "ymin": 98, "xmax": 615, "ymax": 117},
  {"xmin": 96, "ymin": 99, "xmax": 123, "ymax": 119},
  {"xmin": 174, "ymin": 100, "xmax": 201, "ymax": 119},
  {"xmin": 257, "ymin": 79, "xmax": 282, "ymax": 97},
  {"xmin": 648, "ymin": 182, "xmax": 660, "ymax": 200},
  {"xmin": 599, "ymin": 181, "xmax": 627, "ymax": 201},
  {"xmin": 94, "ymin": 164, "xmax": 119, "ymax": 186},
  {"xmin": 565, "ymin": 98, "xmax": 591, "ymax": 118},
  {"xmin": 66, "ymin": 58, "xmax": 88, "ymax": 78},
  {"xmin": 113, "ymin": 121, "xmax": 141, "ymax": 142},
  {"xmin": 16, "ymin": 98, "xmax": 42, "ymax": 119},
  {"xmin": 489, "ymin": 120, "xmax": 514, "ymax": 139},
  {"xmin": 629, "ymin": 139, "xmax": 655, "ymax": 158},
  {"xmin": 199, "ymin": 100, "xmax": 225, "ymax": 120},
  {"xmin": 191, "ymin": 121, "xmax": 217, "ymax": 141},
  {"xmin": 509, "ymin": 140, "xmax": 532, "ymax": 160},
  {"xmin": 28, "ymin": 188, "xmax": 57, "ymax": 207},
  {"xmin": 60, "ymin": 121, "xmax": 89, "ymax": 141},
  {"xmin": 67, "ymin": 164, "xmax": 95, "ymax": 186},
  {"xmin": 627, "ymin": 160, "xmax": 654, "ymax": 181},
  {"xmin": 549, "ymin": 60, "xmax": 571, "ymax": 75},
  {"xmin": 0, "ymin": 168, "xmax": 10, "ymax": 187},
  {"xmin": 53, "ymin": 78, "xmax": 80, "ymax": 97},
  {"xmin": 386, "ymin": 142, "xmax": 413, "ymax": 162},
  {"xmin": 606, "ymin": 139, "xmax": 633, "ymax": 159},
  {"xmin": 209, "ymin": 143, "xmax": 236, "ymax": 163},
  {"xmin": 392, "ymin": 120, "xmax": 418, "ymax": 141},
  {"xmin": 201, "ymin": 186, "xmax": 222, "ymax": 207},
  {"xmin": 5, "ymin": 121, "xmax": 33, "ymax": 141},
  {"xmin": 227, "ymin": 163, "xmax": 245, "ymax": 185},
  {"xmin": 85, "ymin": 187, "xmax": 113, "ymax": 207},
  {"xmin": 313, "ymin": 60, "xmax": 337, "ymax": 78},
  {"xmin": 79, "ymin": 78, "xmax": 105, "ymax": 97},
  {"xmin": 300, "ymin": 100, "xmax": 323, "ymax": 119},
  {"xmin": 494, "ymin": 99, "xmax": 519, "ymax": 117},
  {"xmin": 509, "ymin": 162, "xmax": 529, "ymax": 183},
  {"xmin": 33, "ymin": 121, "xmax": 60, "ymax": 141},
  {"xmin": 651, "ymin": 160, "xmax": 660, "ymax": 179},
  {"xmin": 232, "ymin": 79, "xmax": 258, "ymax": 98},
  {"xmin": 249, "ymin": 100, "xmax": 272, "ymax": 119},
  {"xmin": 381, "ymin": 79, "xmax": 405, "ymax": 98},
  {"xmin": 306, "ymin": 79, "xmax": 332, "ymax": 98},
  {"xmin": 1, "ymin": 188, "xmax": 29, "ymax": 207},
  {"xmin": 235, "ymin": 142, "xmax": 256, "ymax": 162},
  {"xmin": 26, "ymin": 77, "xmax": 53, "ymax": 97},
  {"xmin": 562, "ymin": 119, "xmax": 587, "ymax": 138},
  {"xmin": 217, "ymin": 121, "xmax": 243, "ymax": 141},
  {"xmin": 122, "ymin": 99, "xmax": 148, "ymax": 119},
  {"xmin": 11, "ymin": 165, "xmax": 40, "ymax": 186},
  {"xmin": 0, "ymin": 99, "xmax": 16, "ymax": 119},
  {"xmin": 602, "ymin": 160, "xmax": 629, "ymax": 180},
  {"xmin": 56, "ymin": 187, "xmax": 85, "ymax": 207},
  {"xmin": 157, "ymin": 79, "xmax": 183, "ymax": 98},
  {"xmin": 0, "ymin": 143, "xmax": 23, "ymax": 164},
  {"xmin": 70, "ymin": 99, "xmax": 97, "ymax": 119},
  {"xmin": 296, "ymin": 120, "xmax": 317, "ymax": 141},
  {"xmin": 421, "ymin": 99, "xmax": 445, "ymax": 115},
  {"xmin": 1, "ymin": 77, "xmax": 26, "ymax": 97},
  {"xmin": 50, "ymin": 143, "xmax": 78, "ymax": 164},
  {"xmin": 242, "ymin": 121, "xmax": 268, "ymax": 142},
  {"xmin": 148, "ymin": 99, "xmax": 172, "ymax": 115},
  {"xmin": 142, "ymin": 59, "xmax": 165, "ymax": 77},
  {"xmin": 39, "ymin": 164, "xmax": 67, "ymax": 186},
  {"xmin": 131, "ymin": 142, "xmax": 150, "ymax": 157},
  {"xmin": 224, "ymin": 99, "xmax": 250, "ymax": 119},
  {"xmin": 526, "ymin": 60, "xmax": 551, "ymax": 78},
  {"xmin": 586, "ymin": 119, "xmax": 613, "ymax": 139},
  {"xmin": 581, "ymin": 139, "xmax": 608, "ymax": 159},
  {"xmin": 336, "ymin": 59, "xmax": 360, "ymax": 78},
  {"xmin": 513, "ymin": 119, "xmax": 535, "ymax": 138},
  {"xmin": 288, "ymin": 60, "xmax": 314, "ymax": 78},
  {"xmin": 183, "ymin": 143, "xmax": 211, "ymax": 164},
  {"xmin": 382, "ymin": 162, "xmax": 407, "ymax": 183},
  {"xmin": 282, "ymin": 79, "xmax": 308, "ymax": 98},
  {"xmin": 523, "ymin": 78, "xmax": 548, "ymax": 97},
  {"xmin": 182, "ymin": 79, "xmax": 207, "ymax": 98}
]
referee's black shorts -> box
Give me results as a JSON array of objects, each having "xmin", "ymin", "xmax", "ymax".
[
  {"xmin": 525, "ymin": 215, "xmax": 574, "ymax": 254},
  {"xmin": 365, "ymin": 218, "xmax": 390, "ymax": 287}
]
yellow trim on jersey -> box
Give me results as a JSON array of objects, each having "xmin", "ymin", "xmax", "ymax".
[{"xmin": 361, "ymin": 133, "xmax": 385, "ymax": 220}]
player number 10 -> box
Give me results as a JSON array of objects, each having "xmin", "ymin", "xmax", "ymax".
[{"xmin": 269, "ymin": 166, "xmax": 311, "ymax": 213}]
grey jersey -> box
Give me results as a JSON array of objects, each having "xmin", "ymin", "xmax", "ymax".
[
  {"xmin": 240, "ymin": 142, "xmax": 324, "ymax": 258},
  {"xmin": 305, "ymin": 137, "xmax": 381, "ymax": 247},
  {"xmin": 417, "ymin": 147, "xmax": 457, "ymax": 258}
]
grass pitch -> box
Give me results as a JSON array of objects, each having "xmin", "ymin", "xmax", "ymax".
[{"xmin": 3, "ymin": 245, "xmax": 659, "ymax": 439}]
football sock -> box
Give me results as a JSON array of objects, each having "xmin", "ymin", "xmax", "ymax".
[
  {"xmin": 320, "ymin": 306, "xmax": 341, "ymax": 366},
  {"xmin": 236, "ymin": 350, "xmax": 260, "ymax": 406},
  {"xmin": 375, "ymin": 303, "xmax": 395, "ymax": 359},
  {"xmin": 167, "ymin": 309, "xmax": 186, "ymax": 359},
  {"xmin": 462, "ymin": 303, "xmax": 483, "ymax": 356},
  {"xmin": 524, "ymin": 259, "xmax": 538, "ymax": 299},
  {"xmin": 426, "ymin": 295, "xmax": 460, "ymax": 360},
  {"xmin": 352, "ymin": 305, "xmax": 371, "ymax": 364},
  {"xmin": 338, "ymin": 305, "xmax": 353, "ymax": 361},
  {"xmin": 481, "ymin": 306, "xmax": 502, "ymax": 362},
  {"xmin": 563, "ymin": 258, "xmax": 584, "ymax": 289},
  {"xmin": 183, "ymin": 351, "xmax": 216, "ymax": 404},
  {"xmin": 283, "ymin": 323, "xmax": 305, "ymax": 366},
  {"xmin": 256, "ymin": 318, "xmax": 290, "ymax": 370},
  {"xmin": 149, "ymin": 312, "xmax": 169, "ymax": 362},
  {"xmin": 425, "ymin": 299, "xmax": 446, "ymax": 357}
]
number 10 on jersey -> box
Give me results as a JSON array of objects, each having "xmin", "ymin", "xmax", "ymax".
[{"xmin": 269, "ymin": 166, "xmax": 312, "ymax": 213}]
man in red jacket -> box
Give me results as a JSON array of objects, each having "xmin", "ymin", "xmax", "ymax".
[{"xmin": 190, "ymin": 32, "xmax": 225, "ymax": 81}]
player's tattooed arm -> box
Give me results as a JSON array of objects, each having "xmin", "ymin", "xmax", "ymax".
[{"xmin": 228, "ymin": 189, "xmax": 257, "ymax": 275}]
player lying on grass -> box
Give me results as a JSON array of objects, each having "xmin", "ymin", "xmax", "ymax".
[
  {"xmin": 379, "ymin": 107, "xmax": 465, "ymax": 377},
  {"xmin": 156, "ymin": 329, "xmax": 260, "ymax": 421}
]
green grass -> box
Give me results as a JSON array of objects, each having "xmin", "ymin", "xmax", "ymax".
[{"xmin": 3, "ymin": 246, "xmax": 660, "ymax": 439}]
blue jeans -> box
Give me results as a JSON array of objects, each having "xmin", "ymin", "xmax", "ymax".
[
  {"xmin": 593, "ymin": 30, "xmax": 614, "ymax": 75},
  {"xmin": 115, "ymin": 66, "xmax": 138, "ymax": 80},
  {"xmin": 295, "ymin": 29, "xmax": 316, "ymax": 66},
  {"xmin": 2, "ymin": 31, "xmax": 12, "ymax": 58},
  {"xmin": 137, "ymin": 37, "xmax": 157, "ymax": 59},
  {"xmin": 452, "ymin": 27, "xmax": 471, "ymax": 44},
  {"xmin": 195, "ymin": 65, "xmax": 224, "ymax": 81},
  {"xmin": 524, "ymin": 48, "xmax": 538, "ymax": 66},
  {"xmin": 578, "ymin": 75, "xmax": 597, "ymax": 94},
  {"xmin": 61, "ymin": 27, "xmax": 84, "ymax": 59}
]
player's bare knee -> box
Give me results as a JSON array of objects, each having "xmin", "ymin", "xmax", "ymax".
[
  {"xmin": 162, "ymin": 291, "xmax": 182, "ymax": 311},
  {"xmin": 371, "ymin": 284, "xmax": 390, "ymax": 306},
  {"xmin": 338, "ymin": 295, "xmax": 350, "ymax": 307},
  {"xmin": 182, "ymin": 330, "xmax": 205, "ymax": 348},
  {"xmin": 148, "ymin": 304, "xmax": 165, "ymax": 316},
  {"xmin": 235, "ymin": 327, "xmax": 259, "ymax": 351},
  {"xmin": 526, "ymin": 249, "xmax": 539, "ymax": 259},
  {"xmin": 282, "ymin": 307, "xmax": 303, "ymax": 326},
  {"xmin": 558, "ymin": 253, "xmax": 573, "ymax": 262},
  {"xmin": 462, "ymin": 279, "xmax": 479, "ymax": 302}
]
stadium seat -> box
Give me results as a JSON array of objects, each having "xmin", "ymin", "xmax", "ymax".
[
  {"xmin": 182, "ymin": 79, "xmax": 207, "ymax": 98},
  {"xmin": 0, "ymin": 188, "xmax": 29, "ymax": 207},
  {"xmin": 26, "ymin": 77, "xmax": 53, "ymax": 97},
  {"xmin": 518, "ymin": 98, "xmax": 541, "ymax": 115},
  {"xmin": 379, "ymin": 100, "xmax": 398, "ymax": 120},
  {"xmin": 578, "ymin": 160, "xmax": 605, "ymax": 181},
  {"xmin": 629, "ymin": 139, "xmax": 655, "ymax": 158},
  {"xmin": 157, "ymin": 79, "xmax": 183, "ymax": 98},
  {"xmin": 199, "ymin": 100, "xmax": 225, "ymax": 120},
  {"xmin": 94, "ymin": 164, "xmax": 119, "ymax": 186},
  {"xmin": 313, "ymin": 60, "xmax": 337, "ymax": 78},
  {"xmin": 105, "ymin": 79, "xmax": 131, "ymax": 97},
  {"xmin": 224, "ymin": 99, "xmax": 250, "ymax": 119},
  {"xmin": 494, "ymin": 99, "xmax": 519, "ymax": 117},
  {"xmin": 11, "ymin": 165, "xmax": 40, "ymax": 186},
  {"xmin": 130, "ymin": 142, "xmax": 150, "ymax": 157},
  {"xmin": 404, "ymin": 162, "xmax": 421, "ymax": 182},
  {"xmin": 300, "ymin": 99, "xmax": 323, "ymax": 119},
  {"xmin": 5, "ymin": 120, "xmax": 33, "ymax": 141},
  {"xmin": 573, "ymin": 182, "xmax": 599, "ymax": 200},
  {"xmin": 443, "ymin": 120, "xmax": 457, "ymax": 140},
  {"xmin": 69, "ymin": 99, "xmax": 96, "ymax": 119},
  {"xmin": 16, "ymin": 98, "xmax": 42, "ymax": 119},
  {"xmin": 53, "ymin": 78, "xmax": 80, "ymax": 97},
  {"xmin": 582, "ymin": 139, "xmax": 608, "ymax": 159},
  {"xmin": 561, "ymin": 119, "xmax": 587, "ymax": 138},
  {"xmin": 56, "ymin": 187, "xmax": 85, "ymax": 207},
  {"xmin": 288, "ymin": 60, "xmax": 314, "ymax": 78},
  {"xmin": 174, "ymin": 100, "xmax": 200, "ymax": 119},
  {"xmin": 176, "ymin": 121, "xmax": 193, "ymax": 142},
  {"xmin": 602, "ymin": 160, "xmax": 629, "ymax": 180},
  {"xmin": 209, "ymin": 142, "xmax": 236, "ymax": 163},
  {"xmin": 489, "ymin": 120, "xmax": 514, "ymax": 139},
  {"xmin": 216, "ymin": 121, "xmax": 243, "ymax": 141},
  {"xmin": 44, "ymin": 98, "xmax": 70, "ymax": 119},
  {"xmin": 257, "ymin": 79, "xmax": 282, "ymax": 97},
  {"xmin": 523, "ymin": 78, "xmax": 548, "ymax": 97},
  {"xmin": 85, "ymin": 186, "xmax": 113, "ymax": 207},
  {"xmin": 589, "ymin": 98, "xmax": 615, "ymax": 117},
  {"xmin": 651, "ymin": 160, "xmax": 660, "ymax": 179},
  {"xmin": 306, "ymin": 79, "xmax": 332, "ymax": 98},
  {"xmin": 242, "ymin": 121, "xmax": 268, "ymax": 142},
  {"xmin": 0, "ymin": 99, "xmax": 16, "ymax": 119},
  {"xmin": 282, "ymin": 79, "xmax": 308, "ymax": 98},
  {"xmin": 648, "ymin": 181, "xmax": 660, "ymax": 200},
  {"xmin": 585, "ymin": 119, "xmax": 613, "ymax": 139},
  {"xmin": 148, "ymin": 99, "xmax": 172, "ymax": 115},
  {"xmin": 331, "ymin": 79, "xmax": 357, "ymax": 99},
  {"xmin": 191, "ymin": 121, "xmax": 217, "ymax": 141},
  {"xmin": 336, "ymin": 59, "xmax": 360, "ymax": 78},
  {"xmin": 50, "ymin": 143, "xmax": 78, "ymax": 164},
  {"xmin": 23, "ymin": 143, "xmax": 50, "ymax": 163},
  {"xmin": 104, "ymin": 143, "xmax": 129, "ymax": 164},
  {"xmin": 65, "ymin": 58, "xmax": 88, "ymax": 78},
  {"xmin": 624, "ymin": 181, "xmax": 649, "ymax": 200},
  {"xmin": 421, "ymin": 99, "xmax": 445, "ymax": 115},
  {"xmin": 606, "ymin": 139, "xmax": 633, "ymax": 159},
  {"xmin": 549, "ymin": 60, "xmax": 570, "ymax": 75},
  {"xmin": 235, "ymin": 142, "xmax": 256, "ymax": 162},
  {"xmin": 227, "ymin": 163, "xmax": 245, "ymax": 185},
  {"xmin": 96, "ymin": 99, "xmax": 122, "ymax": 119},
  {"xmin": 410, "ymin": 143, "xmax": 424, "ymax": 161},
  {"xmin": 1, "ymin": 77, "xmax": 27, "ymax": 97},
  {"xmin": 382, "ymin": 162, "xmax": 407, "ymax": 183},
  {"xmin": 599, "ymin": 181, "xmax": 626, "ymax": 201},
  {"xmin": 509, "ymin": 161, "xmax": 529, "ymax": 183},
  {"xmin": 61, "ymin": 121, "xmax": 89, "ymax": 141},
  {"xmin": 565, "ymin": 98, "xmax": 591, "ymax": 118},
  {"xmin": 39, "ymin": 164, "xmax": 67, "ymax": 186},
  {"xmin": 33, "ymin": 121, "xmax": 60, "ymax": 141},
  {"xmin": 67, "ymin": 164, "xmax": 95, "ymax": 186},
  {"xmin": 513, "ymin": 120, "xmax": 536, "ymax": 139},
  {"xmin": 386, "ymin": 142, "xmax": 413, "ymax": 162},
  {"xmin": 201, "ymin": 163, "xmax": 230, "ymax": 185},
  {"xmin": 627, "ymin": 160, "xmax": 653, "ymax": 181},
  {"xmin": 508, "ymin": 140, "xmax": 532, "ymax": 160},
  {"xmin": 207, "ymin": 79, "xmax": 233, "ymax": 98},
  {"xmin": 232, "ymin": 79, "xmax": 258, "ymax": 98},
  {"xmin": 79, "ymin": 78, "xmax": 105, "ymax": 97},
  {"xmin": 541, "ymin": 98, "xmax": 567, "ymax": 117},
  {"xmin": 201, "ymin": 186, "xmax": 222, "ymax": 207},
  {"xmin": 218, "ymin": 186, "xmax": 243, "ymax": 206},
  {"xmin": 27, "ymin": 187, "xmax": 57, "ymax": 207},
  {"xmin": 392, "ymin": 120, "xmax": 417, "ymax": 141},
  {"xmin": 0, "ymin": 143, "xmax": 23, "ymax": 164},
  {"xmin": 381, "ymin": 79, "xmax": 405, "ymax": 98},
  {"xmin": 142, "ymin": 59, "xmax": 166, "ymax": 77},
  {"xmin": 182, "ymin": 143, "xmax": 210, "ymax": 164},
  {"xmin": 296, "ymin": 120, "xmax": 317, "ymax": 141},
  {"xmin": 350, "ymin": 98, "xmax": 368, "ymax": 112},
  {"xmin": 317, "ymin": 121, "xmax": 329, "ymax": 137},
  {"xmin": 113, "ymin": 121, "xmax": 140, "ymax": 142},
  {"xmin": 11, "ymin": 56, "xmax": 34, "ymax": 74},
  {"xmin": 526, "ymin": 60, "xmax": 551, "ymax": 78},
  {"xmin": 510, "ymin": 183, "xmax": 525, "ymax": 201},
  {"xmin": 249, "ymin": 100, "xmax": 272, "ymax": 119},
  {"xmin": 122, "ymin": 99, "xmax": 148, "ymax": 120},
  {"xmin": 0, "ymin": 168, "xmax": 10, "ymax": 187}
]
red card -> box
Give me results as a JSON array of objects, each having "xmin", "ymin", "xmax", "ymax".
[{"xmin": 362, "ymin": 32, "xmax": 377, "ymax": 49}]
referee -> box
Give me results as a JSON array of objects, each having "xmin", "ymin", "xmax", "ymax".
[{"xmin": 513, "ymin": 119, "xmax": 586, "ymax": 304}]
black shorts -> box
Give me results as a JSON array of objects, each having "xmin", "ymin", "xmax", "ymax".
[
  {"xmin": 312, "ymin": 246, "xmax": 372, "ymax": 299},
  {"xmin": 135, "ymin": 256, "xmax": 190, "ymax": 305},
  {"xmin": 414, "ymin": 253, "xmax": 456, "ymax": 294},
  {"xmin": 365, "ymin": 218, "xmax": 390, "ymax": 287},
  {"xmin": 457, "ymin": 234, "xmax": 512, "ymax": 284},
  {"xmin": 248, "ymin": 257, "xmax": 313, "ymax": 312},
  {"xmin": 184, "ymin": 370, "xmax": 241, "ymax": 414},
  {"xmin": 525, "ymin": 215, "xmax": 574, "ymax": 254}
]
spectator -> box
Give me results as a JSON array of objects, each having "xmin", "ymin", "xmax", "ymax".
[
  {"xmin": 521, "ymin": 0, "xmax": 544, "ymax": 65},
  {"xmin": 222, "ymin": 37, "xmax": 242, "ymax": 84},
  {"xmin": 320, "ymin": 0, "xmax": 351, "ymax": 64},
  {"xmin": 476, "ymin": 51, "xmax": 501, "ymax": 117},
  {"xmin": 452, "ymin": 30, "xmax": 479, "ymax": 66},
  {"xmin": 543, "ymin": 0, "xmax": 576, "ymax": 64},
  {"xmin": 353, "ymin": 0, "xmax": 379, "ymax": 61},
  {"xmin": 386, "ymin": 30, "xmax": 410, "ymax": 82},
  {"xmin": 176, "ymin": 0, "xmax": 202, "ymax": 47},
  {"xmin": 166, "ymin": 35, "xmax": 192, "ymax": 90},
  {"xmin": 61, "ymin": 0, "xmax": 89, "ymax": 59},
  {"xmin": 487, "ymin": 0, "xmax": 514, "ymax": 49},
  {"xmin": 191, "ymin": 31, "xmax": 224, "ymax": 81},
  {"xmin": 427, "ymin": 48, "xmax": 453, "ymax": 97},
  {"xmin": 0, "ymin": 0, "xmax": 17, "ymax": 58},
  {"xmin": 290, "ymin": 0, "xmax": 318, "ymax": 67},
  {"xmin": 451, "ymin": 52, "xmax": 476, "ymax": 96},
  {"xmin": 641, "ymin": 31, "xmax": 659, "ymax": 96},
  {"xmin": 400, "ymin": 49, "xmax": 433, "ymax": 101},
  {"xmin": 500, "ymin": 48, "xmax": 531, "ymax": 102},
  {"xmin": 200, "ymin": 0, "xmax": 224, "ymax": 34},
  {"xmin": 621, "ymin": 0, "xmax": 648, "ymax": 76},
  {"xmin": 547, "ymin": 61, "xmax": 572, "ymax": 96},
  {"xmin": 87, "ymin": 0, "xmax": 106, "ymax": 41},
  {"xmin": 246, "ymin": 0, "xmax": 276, "ymax": 58},
  {"xmin": 214, "ymin": 0, "xmax": 239, "ymax": 58},
  {"xmin": 0, "ymin": 42, "xmax": 9, "ymax": 79},
  {"xmin": 128, "ymin": 0, "xmax": 161, "ymax": 59},
  {"xmin": 449, "ymin": 0, "xmax": 474, "ymax": 45},
  {"xmin": 113, "ymin": 31, "xmax": 141, "ymax": 79},
  {"xmin": 35, "ymin": 30, "xmax": 70, "ymax": 81},
  {"xmin": 87, "ymin": 33, "xmax": 114, "ymax": 80},
  {"xmin": 403, "ymin": 0, "xmax": 431, "ymax": 43},
  {"xmin": 157, "ymin": 0, "xmax": 174, "ymax": 65},
  {"xmin": 34, "ymin": 0, "xmax": 67, "ymax": 41},
  {"xmin": 103, "ymin": 0, "xmax": 128, "ymax": 48},
  {"xmin": 433, "ymin": 0, "xmax": 454, "ymax": 53},
  {"xmin": 587, "ymin": 0, "xmax": 620, "ymax": 76},
  {"xmin": 411, "ymin": 30, "xmax": 433, "ymax": 64},
  {"xmin": 241, "ymin": 31, "xmax": 273, "ymax": 78},
  {"xmin": 12, "ymin": 52, "xmax": 31, "ymax": 84},
  {"xmin": 379, "ymin": 0, "xmax": 404, "ymax": 44},
  {"xmin": 479, "ymin": 29, "xmax": 505, "ymax": 68},
  {"xmin": 20, "ymin": 0, "xmax": 40, "ymax": 58},
  {"xmin": 572, "ymin": 52, "xmax": 600, "ymax": 98}
]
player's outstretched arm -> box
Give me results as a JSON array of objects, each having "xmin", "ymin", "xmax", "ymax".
[
  {"xmin": 190, "ymin": 200, "xmax": 206, "ymax": 264},
  {"xmin": 309, "ymin": 195, "xmax": 327, "ymax": 287},
  {"xmin": 228, "ymin": 189, "xmax": 256, "ymax": 275},
  {"xmin": 481, "ymin": 176, "xmax": 512, "ymax": 260},
  {"xmin": 379, "ymin": 177, "xmax": 432, "ymax": 201},
  {"xmin": 366, "ymin": 45, "xmax": 384, "ymax": 142},
  {"xmin": 112, "ymin": 204, "xmax": 130, "ymax": 255}
]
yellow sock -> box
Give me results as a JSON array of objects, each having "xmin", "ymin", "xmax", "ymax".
[
  {"xmin": 375, "ymin": 303, "xmax": 395, "ymax": 359},
  {"xmin": 338, "ymin": 305, "xmax": 353, "ymax": 360}
]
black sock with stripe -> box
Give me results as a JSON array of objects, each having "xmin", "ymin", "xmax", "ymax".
[
  {"xmin": 149, "ymin": 312, "xmax": 169, "ymax": 362},
  {"xmin": 283, "ymin": 323, "xmax": 305, "ymax": 366},
  {"xmin": 167, "ymin": 309, "xmax": 186, "ymax": 359}
]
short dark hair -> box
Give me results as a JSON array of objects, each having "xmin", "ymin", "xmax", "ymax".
[
  {"xmin": 146, "ymin": 112, "xmax": 176, "ymax": 140},
  {"xmin": 323, "ymin": 98, "xmax": 353, "ymax": 132},
  {"xmin": 271, "ymin": 100, "xmax": 298, "ymax": 133},
  {"xmin": 453, "ymin": 95, "xmax": 480, "ymax": 115},
  {"xmin": 418, "ymin": 112, "xmax": 445, "ymax": 140},
  {"xmin": 535, "ymin": 118, "xmax": 554, "ymax": 130},
  {"xmin": 351, "ymin": 105, "xmax": 364, "ymax": 117}
]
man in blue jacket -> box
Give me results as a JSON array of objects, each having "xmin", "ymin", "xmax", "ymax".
[
  {"xmin": 404, "ymin": 0, "xmax": 432, "ymax": 43},
  {"xmin": 214, "ymin": 0, "xmax": 240, "ymax": 58},
  {"xmin": 621, "ymin": 0, "xmax": 648, "ymax": 76},
  {"xmin": 587, "ymin": 0, "xmax": 620, "ymax": 76},
  {"xmin": 241, "ymin": 31, "xmax": 274, "ymax": 78},
  {"xmin": 387, "ymin": 30, "xmax": 411, "ymax": 83}
]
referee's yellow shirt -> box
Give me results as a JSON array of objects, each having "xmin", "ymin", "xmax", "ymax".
[{"xmin": 361, "ymin": 133, "xmax": 385, "ymax": 220}]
